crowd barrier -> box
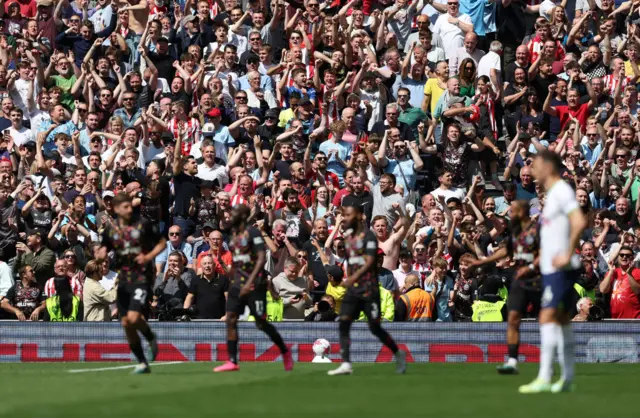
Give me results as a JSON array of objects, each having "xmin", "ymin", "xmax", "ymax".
[{"xmin": 0, "ymin": 322, "xmax": 639, "ymax": 363}]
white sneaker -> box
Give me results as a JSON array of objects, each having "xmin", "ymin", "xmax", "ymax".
[{"xmin": 327, "ymin": 362, "xmax": 353, "ymax": 376}]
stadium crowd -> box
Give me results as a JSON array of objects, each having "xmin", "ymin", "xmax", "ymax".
[{"xmin": 0, "ymin": 0, "xmax": 639, "ymax": 323}]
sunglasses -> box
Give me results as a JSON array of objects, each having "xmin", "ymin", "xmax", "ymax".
[
  {"xmin": 168, "ymin": 232, "xmax": 180, "ymax": 237},
  {"xmin": 64, "ymin": 254, "xmax": 76, "ymax": 259},
  {"xmin": 123, "ymin": 97, "xmax": 135, "ymax": 101},
  {"xmin": 619, "ymin": 253, "xmax": 633, "ymax": 259},
  {"xmin": 398, "ymin": 94, "xmax": 409, "ymax": 98},
  {"xmin": 235, "ymin": 96, "xmax": 247, "ymax": 100},
  {"xmin": 616, "ymin": 155, "xmax": 627, "ymax": 158}
]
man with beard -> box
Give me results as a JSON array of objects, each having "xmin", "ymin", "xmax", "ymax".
[
  {"xmin": 302, "ymin": 219, "xmax": 330, "ymax": 299},
  {"xmin": 270, "ymin": 188, "xmax": 312, "ymax": 246},
  {"xmin": 328, "ymin": 203, "xmax": 407, "ymax": 376},
  {"xmin": 342, "ymin": 175, "xmax": 374, "ymax": 226},
  {"xmin": 470, "ymin": 200, "xmax": 542, "ymax": 375},
  {"xmin": 214, "ymin": 204, "xmax": 293, "ymax": 372},
  {"xmin": 96, "ymin": 193, "xmax": 165, "ymax": 374}
]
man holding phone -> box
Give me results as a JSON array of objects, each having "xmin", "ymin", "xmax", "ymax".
[{"xmin": 271, "ymin": 256, "xmax": 312, "ymax": 319}]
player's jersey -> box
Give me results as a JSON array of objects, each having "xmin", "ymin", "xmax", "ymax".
[
  {"xmin": 100, "ymin": 218, "xmax": 161, "ymax": 285},
  {"xmin": 540, "ymin": 180, "xmax": 581, "ymax": 275},
  {"xmin": 344, "ymin": 228, "xmax": 379, "ymax": 297},
  {"xmin": 506, "ymin": 218, "xmax": 541, "ymax": 289},
  {"xmin": 228, "ymin": 226, "xmax": 266, "ymax": 289}
]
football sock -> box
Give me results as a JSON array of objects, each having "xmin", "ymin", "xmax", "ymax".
[
  {"xmin": 537, "ymin": 323, "xmax": 557, "ymax": 383},
  {"xmin": 130, "ymin": 341, "xmax": 147, "ymax": 365},
  {"xmin": 260, "ymin": 322, "xmax": 288, "ymax": 354},
  {"xmin": 557, "ymin": 325, "xmax": 575, "ymax": 381},
  {"xmin": 228, "ymin": 340, "xmax": 238, "ymax": 364},
  {"xmin": 508, "ymin": 343, "xmax": 519, "ymax": 361},
  {"xmin": 139, "ymin": 322, "xmax": 154, "ymax": 343},
  {"xmin": 369, "ymin": 321, "xmax": 398, "ymax": 354},
  {"xmin": 339, "ymin": 319, "xmax": 352, "ymax": 363}
]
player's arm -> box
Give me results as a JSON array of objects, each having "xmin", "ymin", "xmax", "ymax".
[{"xmin": 137, "ymin": 238, "xmax": 167, "ymax": 265}]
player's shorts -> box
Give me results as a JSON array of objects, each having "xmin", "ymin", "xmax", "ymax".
[
  {"xmin": 226, "ymin": 287, "xmax": 268, "ymax": 320},
  {"xmin": 117, "ymin": 282, "xmax": 151, "ymax": 317},
  {"xmin": 340, "ymin": 290, "xmax": 381, "ymax": 321},
  {"xmin": 507, "ymin": 279, "xmax": 541, "ymax": 317},
  {"xmin": 541, "ymin": 269, "xmax": 579, "ymax": 310}
]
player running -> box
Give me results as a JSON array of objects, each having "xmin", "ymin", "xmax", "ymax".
[
  {"xmin": 214, "ymin": 205, "xmax": 293, "ymax": 372},
  {"xmin": 97, "ymin": 194, "xmax": 166, "ymax": 374},
  {"xmin": 470, "ymin": 200, "xmax": 541, "ymax": 375},
  {"xmin": 519, "ymin": 150, "xmax": 587, "ymax": 394},
  {"xmin": 328, "ymin": 204, "xmax": 407, "ymax": 376}
]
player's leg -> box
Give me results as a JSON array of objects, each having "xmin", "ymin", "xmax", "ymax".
[
  {"xmin": 520, "ymin": 273, "xmax": 564, "ymax": 393},
  {"xmin": 328, "ymin": 296, "xmax": 358, "ymax": 376},
  {"xmin": 363, "ymin": 296, "xmax": 405, "ymax": 374},
  {"xmin": 129, "ymin": 285, "xmax": 158, "ymax": 361},
  {"xmin": 498, "ymin": 282, "xmax": 527, "ymax": 374},
  {"xmin": 551, "ymin": 271, "xmax": 577, "ymax": 393},
  {"xmin": 249, "ymin": 290, "xmax": 293, "ymax": 371},
  {"xmin": 214, "ymin": 288, "xmax": 242, "ymax": 372},
  {"xmin": 117, "ymin": 285, "xmax": 149, "ymax": 373}
]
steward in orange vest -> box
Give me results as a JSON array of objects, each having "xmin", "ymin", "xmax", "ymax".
[{"xmin": 394, "ymin": 274, "xmax": 435, "ymax": 321}]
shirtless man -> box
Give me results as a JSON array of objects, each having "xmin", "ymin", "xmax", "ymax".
[
  {"xmin": 371, "ymin": 205, "xmax": 409, "ymax": 271},
  {"xmin": 119, "ymin": 0, "xmax": 149, "ymax": 35}
]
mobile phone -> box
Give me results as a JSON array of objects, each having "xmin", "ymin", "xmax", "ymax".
[{"xmin": 2, "ymin": 129, "xmax": 9, "ymax": 136}]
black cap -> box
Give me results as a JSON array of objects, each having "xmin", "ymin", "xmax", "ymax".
[
  {"xmin": 22, "ymin": 141, "xmax": 36, "ymax": 150},
  {"xmin": 265, "ymin": 108, "xmax": 279, "ymax": 119},
  {"xmin": 298, "ymin": 97, "xmax": 313, "ymax": 107},
  {"xmin": 29, "ymin": 227, "xmax": 47, "ymax": 238},
  {"xmin": 203, "ymin": 221, "xmax": 216, "ymax": 231},
  {"xmin": 201, "ymin": 180, "xmax": 215, "ymax": 189},
  {"xmin": 43, "ymin": 149, "xmax": 61, "ymax": 161},
  {"xmin": 325, "ymin": 265, "xmax": 344, "ymax": 281}
]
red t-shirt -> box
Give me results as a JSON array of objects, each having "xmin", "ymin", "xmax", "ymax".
[
  {"xmin": 555, "ymin": 103, "xmax": 590, "ymax": 133},
  {"xmin": 5, "ymin": 0, "xmax": 36, "ymax": 18},
  {"xmin": 610, "ymin": 268, "xmax": 640, "ymax": 319},
  {"xmin": 332, "ymin": 188, "xmax": 351, "ymax": 206}
]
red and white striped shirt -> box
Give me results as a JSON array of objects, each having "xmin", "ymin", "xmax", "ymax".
[
  {"xmin": 603, "ymin": 74, "xmax": 631, "ymax": 96},
  {"xmin": 230, "ymin": 194, "xmax": 249, "ymax": 207},
  {"xmin": 44, "ymin": 277, "xmax": 83, "ymax": 299},
  {"xmin": 167, "ymin": 117, "xmax": 201, "ymax": 156}
]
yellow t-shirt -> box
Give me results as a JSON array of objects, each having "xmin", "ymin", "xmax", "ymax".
[
  {"xmin": 325, "ymin": 282, "xmax": 346, "ymax": 313},
  {"xmin": 624, "ymin": 60, "xmax": 640, "ymax": 76},
  {"xmin": 423, "ymin": 78, "xmax": 445, "ymax": 116}
]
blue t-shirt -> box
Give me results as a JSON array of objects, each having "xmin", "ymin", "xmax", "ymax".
[
  {"xmin": 385, "ymin": 158, "xmax": 416, "ymax": 196},
  {"xmin": 424, "ymin": 276, "xmax": 454, "ymax": 322},
  {"xmin": 318, "ymin": 139, "xmax": 352, "ymax": 181}
]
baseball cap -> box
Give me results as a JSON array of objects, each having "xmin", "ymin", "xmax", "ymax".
[
  {"xmin": 203, "ymin": 221, "xmax": 217, "ymax": 232},
  {"xmin": 207, "ymin": 108, "xmax": 222, "ymax": 118},
  {"xmin": 202, "ymin": 123, "xmax": 215, "ymax": 137},
  {"xmin": 298, "ymin": 97, "xmax": 313, "ymax": 107},
  {"xmin": 265, "ymin": 109, "xmax": 279, "ymax": 119},
  {"xmin": 37, "ymin": 0, "xmax": 53, "ymax": 7},
  {"xmin": 29, "ymin": 227, "xmax": 46, "ymax": 238},
  {"xmin": 22, "ymin": 141, "xmax": 36, "ymax": 151},
  {"xmin": 43, "ymin": 149, "xmax": 61, "ymax": 162},
  {"xmin": 102, "ymin": 190, "xmax": 115, "ymax": 199},
  {"xmin": 325, "ymin": 265, "xmax": 344, "ymax": 281},
  {"xmin": 181, "ymin": 15, "xmax": 197, "ymax": 25},
  {"xmin": 448, "ymin": 96, "xmax": 465, "ymax": 107}
]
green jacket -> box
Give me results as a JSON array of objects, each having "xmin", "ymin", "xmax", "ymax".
[
  {"xmin": 248, "ymin": 293, "xmax": 284, "ymax": 322},
  {"xmin": 358, "ymin": 284, "xmax": 395, "ymax": 321},
  {"xmin": 15, "ymin": 246, "xmax": 56, "ymax": 287}
]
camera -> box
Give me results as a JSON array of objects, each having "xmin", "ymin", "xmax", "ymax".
[{"xmin": 317, "ymin": 300, "xmax": 331, "ymax": 313}]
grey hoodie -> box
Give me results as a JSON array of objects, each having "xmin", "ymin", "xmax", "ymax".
[{"xmin": 271, "ymin": 272, "xmax": 311, "ymax": 320}]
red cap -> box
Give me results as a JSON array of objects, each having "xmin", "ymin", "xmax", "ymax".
[{"xmin": 207, "ymin": 108, "xmax": 221, "ymax": 118}]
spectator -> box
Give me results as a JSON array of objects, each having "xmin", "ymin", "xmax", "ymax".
[
  {"xmin": 14, "ymin": 228, "xmax": 56, "ymax": 287},
  {"xmin": 394, "ymin": 274, "xmax": 435, "ymax": 321},
  {"xmin": 155, "ymin": 225, "xmax": 193, "ymax": 274},
  {"xmin": 183, "ymin": 254, "xmax": 229, "ymax": 319},
  {"xmin": 271, "ymin": 256, "xmax": 312, "ymax": 320},
  {"xmin": 83, "ymin": 260, "xmax": 118, "ymax": 322},
  {"xmin": 600, "ymin": 246, "xmax": 640, "ymax": 318},
  {"xmin": 44, "ymin": 276, "xmax": 82, "ymax": 321},
  {"xmin": 0, "ymin": 266, "xmax": 45, "ymax": 321},
  {"xmin": 44, "ymin": 258, "xmax": 83, "ymax": 298},
  {"xmin": 153, "ymin": 250, "xmax": 194, "ymax": 311}
]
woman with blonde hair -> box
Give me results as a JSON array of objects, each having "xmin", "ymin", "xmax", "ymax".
[
  {"xmin": 549, "ymin": 6, "xmax": 569, "ymax": 41},
  {"xmin": 83, "ymin": 260, "xmax": 118, "ymax": 322}
]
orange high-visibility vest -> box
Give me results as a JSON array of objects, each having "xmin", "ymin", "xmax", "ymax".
[{"xmin": 399, "ymin": 288, "xmax": 434, "ymax": 321}]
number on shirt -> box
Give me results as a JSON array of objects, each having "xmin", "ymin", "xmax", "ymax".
[{"xmin": 133, "ymin": 288, "xmax": 148, "ymax": 303}]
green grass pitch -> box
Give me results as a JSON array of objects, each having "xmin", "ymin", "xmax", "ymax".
[{"xmin": 0, "ymin": 362, "xmax": 636, "ymax": 417}]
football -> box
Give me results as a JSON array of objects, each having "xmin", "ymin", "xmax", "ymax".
[{"xmin": 312, "ymin": 338, "xmax": 331, "ymax": 357}]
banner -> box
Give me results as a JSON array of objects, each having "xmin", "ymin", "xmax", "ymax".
[{"xmin": 1, "ymin": 322, "xmax": 639, "ymax": 363}]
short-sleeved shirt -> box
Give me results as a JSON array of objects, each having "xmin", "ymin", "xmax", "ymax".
[
  {"xmin": 423, "ymin": 78, "xmax": 446, "ymax": 115},
  {"xmin": 187, "ymin": 274, "xmax": 230, "ymax": 319},
  {"xmin": 100, "ymin": 218, "xmax": 162, "ymax": 284},
  {"xmin": 344, "ymin": 228, "xmax": 379, "ymax": 297},
  {"xmin": 609, "ymin": 267, "xmax": 640, "ymax": 319},
  {"xmin": 228, "ymin": 226, "xmax": 266, "ymax": 289},
  {"xmin": 554, "ymin": 103, "xmax": 591, "ymax": 133},
  {"xmin": 173, "ymin": 172, "xmax": 202, "ymax": 218}
]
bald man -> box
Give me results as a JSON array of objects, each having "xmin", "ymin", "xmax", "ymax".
[
  {"xmin": 516, "ymin": 166, "xmax": 537, "ymax": 201},
  {"xmin": 449, "ymin": 32, "xmax": 486, "ymax": 76},
  {"xmin": 505, "ymin": 45, "xmax": 531, "ymax": 85},
  {"xmin": 394, "ymin": 274, "xmax": 435, "ymax": 321}
]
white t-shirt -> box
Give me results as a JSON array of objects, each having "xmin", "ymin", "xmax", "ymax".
[
  {"xmin": 196, "ymin": 162, "xmax": 229, "ymax": 185},
  {"xmin": 540, "ymin": 180, "xmax": 581, "ymax": 274},
  {"xmin": 433, "ymin": 13, "xmax": 472, "ymax": 60},
  {"xmin": 9, "ymin": 126, "xmax": 35, "ymax": 147},
  {"xmin": 477, "ymin": 51, "xmax": 502, "ymax": 89},
  {"xmin": 10, "ymin": 78, "xmax": 39, "ymax": 115},
  {"xmin": 430, "ymin": 187, "xmax": 465, "ymax": 208}
]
